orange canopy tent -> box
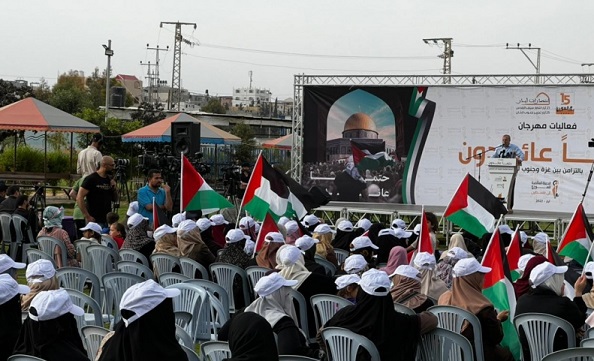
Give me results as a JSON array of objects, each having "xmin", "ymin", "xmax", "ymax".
[{"xmin": 262, "ymin": 133, "xmax": 292, "ymax": 150}]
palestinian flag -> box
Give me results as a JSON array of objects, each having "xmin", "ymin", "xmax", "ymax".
[
  {"xmin": 350, "ymin": 139, "xmax": 394, "ymax": 171},
  {"xmin": 181, "ymin": 155, "xmax": 233, "ymax": 215},
  {"xmin": 507, "ymin": 227, "xmax": 522, "ymax": 282},
  {"xmin": 444, "ymin": 174, "xmax": 508, "ymax": 238},
  {"xmin": 557, "ymin": 203, "xmax": 594, "ymax": 266},
  {"xmin": 254, "ymin": 213, "xmax": 280, "ymax": 254},
  {"xmin": 546, "ymin": 241, "xmax": 564, "ymax": 266},
  {"xmin": 419, "ymin": 209, "xmax": 434, "ymax": 254},
  {"xmin": 152, "ymin": 197, "xmax": 169, "ymax": 229},
  {"xmin": 482, "ymin": 228, "xmax": 522, "ymax": 360},
  {"xmin": 241, "ymin": 154, "xmax": 307, "ymax": 222}
]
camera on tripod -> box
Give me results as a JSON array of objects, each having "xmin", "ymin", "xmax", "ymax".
[
  {"xmin": 115, "ymin": 159, "xmax": 130, "ymax": 179},
  {"xmin": 221, "ymin": 165, "xmax": 241, "ymax": 197}
]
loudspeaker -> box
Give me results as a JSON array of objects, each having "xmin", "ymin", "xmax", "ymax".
[
  {"xmin": 110, "ymin": 87, "xmax": 126, "ymax": 107},
  {"xmin": 171, "ymin": 121, "xmax": 201, "ymax": 155}
]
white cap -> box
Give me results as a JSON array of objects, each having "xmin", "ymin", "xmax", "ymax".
[
  {"xmin": 195, "ymin": 218, "xmax": 214, "ymax": 232},
  {"xmin": 210, "ymin": 214, "xmax": 229, "ymax": 226},
  {"xmin": 314, "ymin": 224, "xmax": 333, "ymax": 235},
  {"xmin": 532, "ymin": 232, "xmax": 549, "ymax": 244},
  {"xmin": 518, "ymin": 254, "xmax": 535, "ymax": 272},
  {"xmin": 446, "ymin": 247, "xmax": 468, "ymax": 260},
  {"xmin": 279, "ymin": 245, "xmax": 302, "ymax": 266},
  {"xmin": 254, "ymin": 273, "xmax": 298, "ymax": 297},
  {"xmin": 0, "ymin": 273, "xmax": 29, "ymax": 305},
  {"xmin": 337, "ymin": 220, "xmax": 354, "ymax": 232},
  {"xmin": 29, "ymin": 289, "xmax": 84, "ymax": 321},
  {"xmin": 344, "ymin": 254, "xmax": 368, "ymax": 274},
  {"xmin": 453, "ymin": 258, "xmax": 492, "ymax": 278},
  {"xmin": 414, "ymin": 252, "xmax": 436, "ymax": 270},
  {"xmin": 389, "ymin": 265, "xmax": 422, "ymax": 282},
  {"xmin": 171, "ymin": 212, "xmax": 186, "ymax": 227},
  {"xmin": 358, "ymin": 269, "xmax": 391, "ymax": 296},
  {"xmin": 413, "ymin": 224, "xmax": 421, "ymax": 235},
  {"xmin": 391, "ymin": 219, "xmax": 406, "ymax": 230},
  {"xmin": 244, "ymin": 239, "xmax": 255, "ymax": 255},
  {"xmin": 127, "ymin": 213, "xmax": 148, "ymax": 229},
  {"xmin": 295, "ymin": 235, "xmax": 318, "ymax": 251},
  {"xmin": 284, "ymin": 221, "xmax": 299, "ymax": 235},
  {"xmin": 80, "ymin": 222, "xmax": 102, "ymax": 234},
  {"xmin": 393, "ymin": 228, "xmax": 413, "ymax": 239},
  {"xmin": 278, "ymin": 216, "xmax": 290, "ymax": 226},
  {"xmin": 265, "ymin": 232, "xmax": 285, "ymax": 244},
  {"xmin": 226, "ymin": 229, "xmax": 248, "ymax": 243},
  {"xmin": 378, "ymin": 228, "xmax": 396, "ymax": 237},
  {"xmin": 335, "ymin": 274, "xmax": 361, "ymax": 290},
  {"xmin": 254, "ymin": 222, "xmax": 261, "ymax": 234},
  {"xmin": 519, "ymin": 231, "xmax": 528, "ymax": 246},
  {"xmin": 498, "ymin": 224, "xmax": 513, "ymax": 235},
  {"xmin": 239, "ymin": 216, "xmax": 255, "ymax": 229},
  {"xmin": 302, "ymin": 214, "xmax": 320, "ymax": 227},
  {"xmin": 153, "ymin": 224, "xmax": 177, "ymax": 241},
  {"xmin": 177, "ymin": 219, "xmax": 198, "ymax": 234},
  {"xmin": 355, "ymin": 218, "xmax": 372, "ymax": 231},
  {"xmin": 530, "ymin": 262, "xmax": 567, "ymax": 287},
  {"xmin": 26, "ymin": 260, "xmax": 56, "ymax": 284},
  {"xmin": 585, "ymin": 262, "xmax": 594, "ymax": 280},
  {"xmin": 126, "ymin": 201, "xmax": 139, "ymax": 217},
  {"xmin": 350, "ymin": 236, "xmax": 378, "ymax": 251},
  {"xmin": 0, "ymin": 254, "xmax": 26, "ymax": 273},
  {"xmin": 119, "ymin": 279, "xmax": 181, "ymax": 327}
]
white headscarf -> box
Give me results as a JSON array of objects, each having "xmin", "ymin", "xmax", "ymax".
[
  {"xmin": 276, "ymin": 245, "xmax": 311, "ymax": 289},
  {"xmin": 244, "ymin": 286, "xmax": 298, "ymax": 328}
]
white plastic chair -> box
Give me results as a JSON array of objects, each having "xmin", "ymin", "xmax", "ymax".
[
  {"xmin": 37, "ymin": 235, "xmax": 68, "ymax": 268},
  {"xmin": 65, "ymin": 289, "xmax": 103, "ymax": 336},
  {"xmin": 175, "ymin": 324, "xmax": 194, "ymax": 347},
  {"xmin": 334, "ymin": 249, "xmax": 349, "ymax": 266},
  {"xmin": 279, "ymin": 356, "xmax": 319, "ymax": 361},
  {"xmin": 12, "ymin": 214, "xmax": 36, "ymax": 263},
  {"xmin": 0, "ymin": 213, "xmax": 16, "ymax": 259},
  {"xmin": 185, "ymin": 279, "xmax": 230, "ymax": 314},
  {"xmin": 427, "ymin": 305, "xmax": 484, "ymax": 361},
  {"xmin": 514, "ymin": 312, "xmax": 576, "ymax": 361},
  {"xmin": 7, "ymin": 355, "xmax": 47, "ymax": 361},
  {"xmin": 116, "ymin": 260, "xmax": 154, "ymax": 280},
  {"xmin": 166, "ymin": 283, "xmax": 212, "ymax": 343},
  {"xmin": 394, "ymin": 302, "xmax": 416, "ymax": 315},
  {"xmin": 418, "ymin": 327, "xmax": 475, "ymax": 361},
  {"xmin": 26, "ymin": 248, "xmax": 56, "ymax": 269},
  {"xmin": 180, "ymin": 257, "xmax": 209, "ymax": 279},
  {"xmin": 174, "ymin": 311, "xmax": 193, "ymax": 329},
  {"xmin": 56, "ymin": 267, "xmax": 101, "ymax": 305},
  {"xmin": 321, "ymin": 326, "xmax": 380, "ymax": 361},
  {"xmin": 159, "ymin": 272, "xmax": 190, "ymax": 287},
  {"xmin": 102, "ymin": 272, "xmax": 145, "ymax": 327},
  {"xmin": 210, "ymin": 262, "xmax": 251, "ymax": 313},
  {"xmin": 181, "ymin": 344, "xmax": 201, "ymax": 361},
  {"xmin": 101, "ymin": 235, "xmax": 119, "ymax": 250},
  {"xmin": 74, "ymin": 240, "xmax": 93, "ymax": 272},
  {"xmin": 581, "ymin": 338, "xmax": 594, "ymax": 347},
  {"xmin": 87, "ymin": 244, "xmax": 119, "ymax": 282},
  {"xmin": 542, "ymin": 347, "xmax": 594, "ymax": 361},
  {"xmin": 118, "ymin": 248, "xmax": 149, "ymax": 267},
  {"xmin": 81, "ymin": 325, "xmax": 109, "ymax": 361},
  {"xmin": 246, "ymin": 266, "xmax": 270, "ymax": 299},
  {"xmin": 314, "ymin": 255, "xmax": 337, "ymax": 276},
  {"xmin": 201, "ymin": 340, "xmax": 231, "ymax": 361},
  {"xmin": 310, "ymin": 294, "xmax": 353, "ymax": 331},
  {"xmin": 151, "ymin": 253, "xmax": 181, "ymax": 278},
  {"xmin": 288, "ymin": 288, "xmax": 313, "ymax": 344}
]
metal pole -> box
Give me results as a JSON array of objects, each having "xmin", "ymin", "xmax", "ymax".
[{"xmin": 103, "ymin": 40, "xmax": 114, "ymax": 121}]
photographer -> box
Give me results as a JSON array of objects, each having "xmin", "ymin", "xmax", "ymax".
[
  {"xmin": 137, "ymin": 169, "xmax": 172, "ymax": 226},
  {"xmin": 238, "ymin": 162, "xmax": 251, "ymax": 198},
  {"xmin": 77, "ymin": 156, "xmax": 118, "ymax": 228}
]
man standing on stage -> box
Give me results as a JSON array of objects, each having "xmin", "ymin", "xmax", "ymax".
[{"xmin": 492, "ymin": 134, "xmax": 524, "ymax": 213}]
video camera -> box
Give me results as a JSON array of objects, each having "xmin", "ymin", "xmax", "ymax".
[{"xmin": 137, "ymin": 148, "xmax": 210, "ymax": 177}]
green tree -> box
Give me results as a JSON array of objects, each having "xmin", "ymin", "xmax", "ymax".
[
  {"xmin": 32, "ymin": 78, "xmax": 52, "ymax": 103},
  {"xmin": 50, "ymin": 71, "xmax": 93, "ymax": 114},
  {"xmin": 230, "ymin": 122, "xmax": 255, "ymax": 164},
  {"xmin": 47, "ymin": 132, "xmax": 68, "ymax": 151},
  {"xmin": 130, "ymin": 102, "xmax": 166, "ymax": 126},
  {"xmin": 0, "ymin": 79, "xmax": 33, "ymax": 107},
  {"xmin": 201, "ymin": 98, "xmax": 226, "ymax": 114}
]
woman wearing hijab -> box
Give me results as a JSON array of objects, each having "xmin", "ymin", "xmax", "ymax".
[
  {"xmin": 414, "ymin": 252, "xmax": 448, "ymax": 301},
  {"xmin": 122, "ymin": 213, "xmax": 155, "ymax": 262},
  {"xmin": 21, "ymin": 260, "xmax": 59, "ymax": 311},
  {"xmin": 335, "ymin": 274, "xmax": 360, "ymax": 304},
  {"xmin": 197, "ymin": 218, "xmax": 223, "ymax": 256},
  {"xmin": 14, "ymin": 289, "xmax": 89, "ymax": 361},
  {"xmin": 38, "ymin": 206, "xmax": 79, "ymax": 268},
  {"xmin": 515, "ymin": 262, "xmax": 587, "ymax": 360},
  {"xmin": 217, "ymin": 229, "xmax": 252, "ymax": 269},
  {"xmin": 153, "ymin": 225, "xmax": 181, "ymax": 257},
  {"xmin": 210, "ymin": 214, "xmax": 230, "ymax": 249},
  {"xmin": 438, "ymin": 258, "xmax": 514, "ymax": 361},
  {"xmin": 331, "ymin": 220, "xmax": 355, "ymax": 251},
  {"xmin": 313, "ymin": 224, "xmax": 338, "ymax": 266},
  {"xmin": 222, "ymin": 311, "xmax": 278, "ymax": 361},
  {"xmin": 435, "ymin": 247, "xmax": 469, "ymax": 289},
  {"xmin": 439, "ymin": 233, "xmax": 469, "ymax": 261},
  {"xmin": 513, "ymin": 255, "xmax": 547, "ymax": 299},
  {"xmin": 379, "ymin": 246, "xmax": 407, "ymax": 275},
  {"xmin": 531, "ymin": 232, "xmax": 548, "ymax": 256},
  {"xmin": 390, "ymin": 265, "xmax": 434, "ymax": 313},
  {"xmin": 97, "ymin": 280, "xmax": 187, "ymax": 361},
  {"xmin": 375, "ymin": 228, "xmax": 409, "ymax": 264},
  {"xmin": 321, "ymin": 269, "xmax": 438, "ymax": 361},
  {"xmin": 256, "ymin": 232, "xmax": 285, "ymax": 269},
  {"xmin": 294, "ymin": 235, "xmax": 325, "ymax": 275},
  {"xmin": 0, "ymin": 274, "xmax": 30, "ymax": 361},
  {"xmin": 178, "ymin": 219, "xmax": 216, "ymax": 270}
]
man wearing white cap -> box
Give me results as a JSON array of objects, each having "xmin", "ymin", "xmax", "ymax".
[{"xmin": 0, "ymin": 273, "xmax": 30, "ymax": 361}]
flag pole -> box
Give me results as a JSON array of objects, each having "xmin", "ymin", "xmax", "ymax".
[
  {"xmin": 235, "ymin": 151, "xmax": 263, "ymax": 227},
  {"xmin": 481, "ymin": 215, "xmax": 504, "ymax": 266},
  {"xmin": 180, "ymin": 152, "xmax": 184, "ymax": 214},
  {"xmin": 252, "ymin": 216, "xmax": 266, "ymax": 258},
  {"xmin": 419, "ymin": 205, "xmax": 425, "ymax": 253}
]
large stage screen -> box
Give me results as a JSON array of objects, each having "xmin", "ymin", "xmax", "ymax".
[{"xmin": 302, "ymin": 85, "xmax": 594, "ymax": 213}]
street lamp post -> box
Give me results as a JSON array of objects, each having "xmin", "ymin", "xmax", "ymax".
[{"xmin": 102, "ymin": 40, "xmax": 114, "ymax": 121}]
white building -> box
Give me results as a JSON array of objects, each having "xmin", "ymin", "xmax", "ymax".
[{"xmin": 232, "ymin": 87, "xmax": 271, "ymax": 107}]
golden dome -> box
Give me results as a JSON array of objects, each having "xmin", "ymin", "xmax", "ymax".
[{"xmin": 343, "ymin": 112, "xmax": 376, "ymax": 132}]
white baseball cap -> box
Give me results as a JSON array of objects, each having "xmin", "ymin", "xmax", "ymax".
[
  {"xmin": 498, "ymin": 224, "xmax": 513, "ymax": 235},
  {"xmin": 127, "ymin": 213, "xmax": 148, "ymax": 229},
  {"xmin": 585, "ymin": 262, "xmax": 594, "ymax": 280},
  {"xmin": 254, "ymin": 273, "xmax": 298, "ymax": 297},
  {"xmin": 302, "ymin": 214, "xmax": 320, "ymax": 227},
  {"xmin": 284, "ymin": 221, "xmax": 299, "ymax": 235},
  {"xmin": 278, "ymin": 245, "xmax": 302, "ymax": 266},
  {"xmin": 80, "ymin": 222, "xmax": 102, "ymax": 234},
  {"xmin": 265, "ymin": 232, "xmax": 285, "ymax": 244},
  {"xmin": 393, "ymin": 228, "xmax": 413, "ymax": 239},
  {"xmin": 337, "ymin": 220, "xmax": 354, "ymax": 232},
  {"xmin": 335, "ymin": 274, "xmax": 361, "ymax": 290},
  {"xmin": 26, "ymin": 260, "xmax": 56, "ymax": 284},
  {"xmin": 314, "ymin": 224, "xmax": 333, "ymax": 235},
  {"xmin": 210, "ymin": 214, "xmax": 229, "ymax": 226},
  {"xmin": 0, "ymin": 273, "xmax": 29, "ymax": 305},
  {"xmin": 344, "ymin": 254, "xmax": 368, "ymax": 274},
  {"xmin": 295, "ymin": 235, "xmax": 319, "ymax": 251},
  {"xmin": 350, "ymin": 236, "xmax": 379, "ymax": 251},
  {"xmin": 196, "ymin": 218, "xmax": 214, "ymax": 231},
  {"xmin": 0, "ymin": 254, "xmax": 26, "ymax": 273},
  {"xmin": 389, "ymin": 265, "xmax": 422, "ymax": 282},
  {"xmin": 29, "ymin": 289, "xmax": 84, "ymax": 321},
  {"xmin": 530, "ymin": 262, "xmax": 567, "ymax": 287},
  {"xmin": 413, "ymin": 252, "xmax": 436, "ymax": 270},
  {"xmin": 153, "ymin": 224, "xmax": 177, "ymax": 241},
  {"xmin": 518, "ymin": 254, "xmax": 535, "ymax": 272},
  {"xmin": 177, "ymin": 219, "xmax": 198, "ymax": 234},
  {"xmin": 278, "ymin": 216, "xmax": 290, "ymax": 226},
  {"xmin": 354, "ymin": 218, "xmax": 372, "ymax": 231},
  {"xmin": 391, "ymin": 219, "xmax": 406, "ymax": 230},
  {"xmin": 119, "ymin": 279, "xmax": 181, "ymax": 327},
  {"xmin": 453, "ymin": 258, "xmax": 492, "ymax": 278},
  {"xmin": 532, "ymin": 232, "xmax": 549, "ymax": 244},
  {"xmin": 171, "ymin": 212, "xmax": 186, "ymax": 227},
  {"xmin": 519, "ymin": 231, "xmax": 528, "ymax": 246},
  {"xmin": 413, "ymin": 224, "xmax": 422, "ymax": 235},
  {"xmin": 378, "ymin": 228, "xmax": 397, "ymax": 237},
  {"xmin": 244, "ymin": 239, "xmax": 255, "ymax": 255},
  {"xmin": 226, "ymin": 229, "xmax": 248, "ymax": 243},
  {"xmin": 446, "ymin": 247, "xmax": 468, "ymax": 260},
  {"xmin": 126, "ymin": 201, "xmax": 139, "ymax": 217},
  {"xmin": 358, "ymin": 269, "xmax": 391, "ymax": 296},
  {"xmin": 239, "ymin": 216, "xmax": 255, "ymax": 229}
]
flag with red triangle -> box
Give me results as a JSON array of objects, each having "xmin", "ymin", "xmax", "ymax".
[
  {"xmin": 152, "ymin": 197, "xmax": 168, "ymax": 229},
  {"xmin": 419, "ymin": 209, "xmax": 434, "ymax": 254},
  {"xmin": 181, "ymin": 155, "xmax": 233, "ymax": 214},
  {"xmin": 254, "ymin": 212, "xmax": 280, "ymax": 253},
  {"xmin": 557, "ymin": 203, "xmax": 594, "ymax": 266},
  {"xmin": 507, "ymin": 227, "xmax": 522, "ymax": 282}
]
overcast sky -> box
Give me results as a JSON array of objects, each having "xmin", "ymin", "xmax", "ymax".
[{"xmin": 2, "ymin": 0, "xmax": 593, "ymax": 100}]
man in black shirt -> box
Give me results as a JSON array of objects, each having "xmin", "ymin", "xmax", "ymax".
[
  {"xmin": 13, "ymin": 195, "xmax": 35, "ymax": 243},
  {"xmin": 77, "ymin": 156, "xmax": 118, "ymax": 227},
  {"xmin": 0, "ymin": 186, "xmax": 20, "ymax": 213}
]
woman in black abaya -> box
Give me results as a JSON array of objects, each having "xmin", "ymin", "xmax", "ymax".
[{"xmin": 223, "ymin": 312, "xmax": 278, "ymax": 361}]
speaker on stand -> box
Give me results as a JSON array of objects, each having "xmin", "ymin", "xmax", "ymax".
[{"xmin": 170, "ymin": 121, "xmax": 202, "ymax": 211}]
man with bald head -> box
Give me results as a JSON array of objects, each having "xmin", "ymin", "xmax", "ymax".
[{"xmin": 77, "ymin": 156, "xmax": 118, "ymax": 227}]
